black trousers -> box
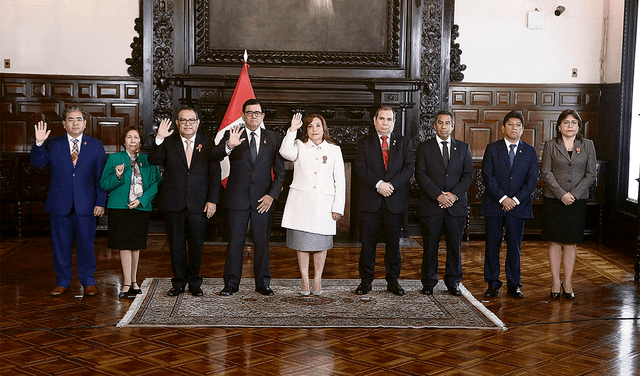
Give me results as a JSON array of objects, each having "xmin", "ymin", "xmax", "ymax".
[
  {"xmin": 419, "ymin": 212, "xmax": 465, "ymax": 289},
  {"xmin": 224, "ymin": 208, "xmax": 273, "ymax": 289},
  {"xmin": 358, "ymin": 202, "xmax": 403, "ymax": 285},
  {"xmin": 165, "ymin": 210, "xmax": 207, "ymax": 289}
]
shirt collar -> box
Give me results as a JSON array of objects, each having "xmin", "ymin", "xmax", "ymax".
[
  {"xmin": 435, "ymin": 135, "xmax": 451, "ymax": 144},
  {"xmin": 180, "ymin": 134, "xmax": 197, "ymax": 144},
  {"xmin": 247, "ymin": 127, "xmax": 261, "ymax": 139},
  {"xmin": 503, "ymin": 138, "xmax": 519, "ymax": 149},
  {"xmin": 67, "ymin": 133, "xmax": 83, "ymax": 144},
  {"xmin": 305, "ymin": 139, "xmax": 327, "ymax": 149}
]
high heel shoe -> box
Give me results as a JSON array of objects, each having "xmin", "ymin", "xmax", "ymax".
[
  {"xmin": 119, "ymin": 285, "xmax": 131, "ymax": 299},
  {"xmin": 550, "ymin": 289, "xmax": 561, "ymax": 299},
  {"xmin": 300, "ymin": 290, "xmax": 311, "ymax": 296},
  {"xmin": 129, "ymin": 282, "xmax": 142, "ymax": 296},
  {"xmin": 561, "ymin": 282, "xmax": 575, "ymax": 300}
]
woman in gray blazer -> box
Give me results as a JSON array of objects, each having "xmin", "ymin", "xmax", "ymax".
[{"xmin": 541, "ymin": 110, "xmax": 596, "ymax": 300}]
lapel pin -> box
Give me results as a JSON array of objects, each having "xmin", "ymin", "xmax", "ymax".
[
  {"xmin": 393, "ymin": 139, "xmax": 396, "ymax": 146},
  {"xmin": 196, "ymin": 144, "xmax": 202, "ymax": 152},
  {"xmin": 83, "ymin": 142, "xmax": 87, "ymax": 145},
  {"xmin": 322, "ymin": 156, "xmax": 327, "ymax": 164},
  {"xmin": 575, "ymin": 147, "xmax": 581, "ymax": 154},
  {"xmin": 263, "ymin": 139, "xmax": 267, "ymax": 144}
]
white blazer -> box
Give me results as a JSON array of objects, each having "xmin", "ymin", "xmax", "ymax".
[{"xmin": 279, "ymin": 129, "xmax": 346, "ymax": 235}]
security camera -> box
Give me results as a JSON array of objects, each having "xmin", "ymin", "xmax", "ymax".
[{"xmin": 554, "ymin": 5, "xmax": 565, "ymax": 16}]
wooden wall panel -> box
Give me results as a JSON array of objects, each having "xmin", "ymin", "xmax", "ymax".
[
  {"xmin": 0, "ymin": 74, "xmax": 142, "ymax": 236},
  {"xmin": 449, "ymin": 82, "xmax": 603, "ymax": 237}
]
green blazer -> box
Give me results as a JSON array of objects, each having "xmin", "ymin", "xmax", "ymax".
[{"xmin": 100, "ymin": 151, "xmax": 161, "ymax": 211}]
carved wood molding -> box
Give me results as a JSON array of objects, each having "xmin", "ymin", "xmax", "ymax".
[
  {"xmin": 418, "ymin": 0, "xmax": 443, "ymax": 143},
  {"xmin": 450, "ymin": 24, "xmax": 466, "ymax": 82},
  {"xmin": 194, "ymin": 0, "xmax": 401, "ymax": 66},
  {"xmin": 152, "ymin": 0, "xmax": 174, "ymax": 125}
]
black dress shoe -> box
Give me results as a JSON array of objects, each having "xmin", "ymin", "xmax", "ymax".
[
  {"xmin": 219, "ymin": 286, "xmax": 238, "ymax": 296},
  {"xmin": 355, "ymin": 282, "xmax": 372, "ymax": 295},
  {"xmin": 167, "ymin": 287, "xmax": 185, "ymax": 296},
  {"xmin": 507, "ymin": 286, "xmax": 524, "ymax": 298},
  {"xmin": 189, "ymin": 286, "xmax": 204, "ymax": 297},
  {"xmin": 256, "ymin": 286, "xmax": 274, "ymax": 296},
  {"xmin": 484, "ymin": 286, "xmax": 500, "ymax": 297},
  {"xmin": 561, "ymin": 282, "xmax": 575, "ymax": 300},
  {"xmin": 387, "ymin": 283, "xmax": 405, "ymax": 296},
  {"xmin": 421, "ymin": 286, "xmax": 434, "ymax": 295},
  {"xmin": 119, "ymin": 285, "xmax": 131, "ymax": 299},
  {"xmin": 129, "ymin": 282, "xmax": 142, "ymax": 296},
  {"xmin": 448, "ymin": 285, "xmax": 462, "ymax": 296}
]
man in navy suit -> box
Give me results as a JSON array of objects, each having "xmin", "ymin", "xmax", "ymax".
[
  {"xmin": 416, "ymin": 110, "xmax": 473, "ymax": 296},
  {"xmin": 355, "ymin": 107, "xmax": 414, "ymax": 296},
  {"xmin": 213, "ymin": 99, "xmax": 285, "ymax": 296},
  {"xmin": 480, "ymin": 111, "xmax": 538, "ymax": 298},
  {"xmin": 149, "ymin": 107, "xmax": 220, "ymax": 297},
  {"xmin": 31, "ymin": 105, "xmax": 107, "ymax": 296}
]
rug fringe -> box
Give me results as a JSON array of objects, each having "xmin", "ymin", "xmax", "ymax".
[
  {"xmin": 116, "ymin": 278, "xmax": 153, "ymax": 328},
  {"xmin": 460, "ymin": 283, "xmax": 507, "ymax": 331}
]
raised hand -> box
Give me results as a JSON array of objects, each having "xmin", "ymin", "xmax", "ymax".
[
  {"xmin": 34, "ymin": 121, "xmax": 51, "ymax": 144},
  {"xmin": 156, "ymin": 118, "xmax": 173, "ymax": 141},
  {"xmin": 115, "ymin": 163, "xmax": 125, "ymax": 178},
  {"xmin": 227, "ymin": 124, "xmax": 246, "ymax": 149},
  {"xmin": 290, "ymin": 113, "xmax": 303, "ymax": 132}
]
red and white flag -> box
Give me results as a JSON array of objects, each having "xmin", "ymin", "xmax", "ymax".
[{"xmin": 215, "ymin": 53, "xmax": 259, "ymax": 187}]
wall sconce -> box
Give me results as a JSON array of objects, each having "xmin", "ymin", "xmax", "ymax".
[{"xmin": 555, "ymin": 5, "xmax": 566, "ymax": 16}]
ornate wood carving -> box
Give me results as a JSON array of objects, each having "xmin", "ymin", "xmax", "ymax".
[
  {"xmin": 450, "ymin": 24, "xmax": 466, "ymax": 82},
  {"xmin": 126, "ymin": 0, "xmax": 144, "ymax": 79},
  {"xmin": 194, "ymin": 0, "xmax": 402, "ymax": 67},
  {"xmin": 418, "ymin": 0, "xmax": 443, "ymax": 143},
  {"xmin": 152, "ymin": 0, "xmax": 174, "ymax": 125}
]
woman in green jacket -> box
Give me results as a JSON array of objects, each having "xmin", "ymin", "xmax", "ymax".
[{"xmin": 101, "ymin": 126, "xmax": 161, "ymax": 298}]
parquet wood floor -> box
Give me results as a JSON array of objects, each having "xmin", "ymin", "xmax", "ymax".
[{"xmin": 0, "ymin": 234, "xmax": 638, "ymax": 375}]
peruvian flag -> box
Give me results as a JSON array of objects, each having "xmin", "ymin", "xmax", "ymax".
[{"xmin": 215, "ymin": 51, "xmax": 260, "ymax": 188}]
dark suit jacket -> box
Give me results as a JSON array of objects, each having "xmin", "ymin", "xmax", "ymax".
[
  {"xmin": 415, "ymin": 138, "xmax": 473, "ymax": 217},
  {"xmin": 30, "ymin": 134, "xmax": 107, "ymax": 216},
  {"xmin": 212, "ymin": 128, "xmax": 285, "ymax": 211},
  {"xmin": 479, "ymin": 140, "xmax": 539, "ymax": 218},
  {"xmin": 355, "ymin": 132, "xmax": 414, "ymax": 214},
  {"xmin": 541, "ymin": 137, "xmax": 597, "ymax": 200},
  {"xmin": 148, "ymin": 132, "xmax": 220, "ymax": 213}
]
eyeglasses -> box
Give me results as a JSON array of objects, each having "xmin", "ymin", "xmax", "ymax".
[
  {"xmin": 65, "ymin": 117, "xmax": 85, "ymax": 123},
  {"xmin": 178, "ymin": 118, "xmax": 198, "ymax": 125},
  {"xmin": 244, "ymin": 111, "xmax": 263, "ymax": 118},
  {"xmin": 561, "ymin": 120, "xmax": 579, "ymax": 126}
]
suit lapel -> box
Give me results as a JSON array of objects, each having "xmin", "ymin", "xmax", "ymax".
[
  {"xmin": 387, "ymin": 134, "xmax": 399, "ymax": 171},
  {"xmin": 241, "ymin": 129, "xmax": 254, "ymax": 165},
  {"xmin": 430, "ymin": 138, "xmax": 446, "ymax": 169},
  {"xmin": 172, "ymin": 135, "xmax": 189, "ymax": 168},
  {"xmin": 571, "ymin": 138, "xmax": 584, "ymax": 161},
  {"xmin": 553, "ymin": 139, "xmax": 571, "ymax": 162}
]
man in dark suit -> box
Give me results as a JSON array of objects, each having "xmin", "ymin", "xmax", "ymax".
[
  {"xmin": 355, "ymin": 107, "xmax": 414, "ymax": 296},
  {"xmin": 213, "ymin": 99, "xmax": 285, "ymax": 296},
  {"xmin": 31, "ymin": 105, "xmax": 107, "ymax": 296},
  {"xmin": 416, "ymin": 110, "xmax": 473, "ymax": 296},
  {"xmin": 480, "ymin": 111, "xmax": 538, "ymax": 298},
  {"xmin": 149, "ymin": 107, "xmax": 220, "ymax": 297}
]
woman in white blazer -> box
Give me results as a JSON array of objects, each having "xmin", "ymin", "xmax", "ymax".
[
  {"xmin": 280, "ymin": 113, "xmax": 346, "ymax": 295},
  {"xmin": 541, "ymin": 109, "xmax": 597, "ymax": 300}
]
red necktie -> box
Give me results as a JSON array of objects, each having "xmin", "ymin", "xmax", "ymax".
[{"xmin": 381, "ymin": 136, "xmax": 389, "ymax": 170}]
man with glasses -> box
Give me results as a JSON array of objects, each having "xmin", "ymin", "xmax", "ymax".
[
  {"xmin": 212, "ymin": 99, "xmax": 285, "ymax": 296},
  {"xmin": 31, "ymin": 105, "xmax": 107, "ymax": 296},
  {"xmin": 149, "ymin": 107, "xmax": 220, "ymax": 297}
]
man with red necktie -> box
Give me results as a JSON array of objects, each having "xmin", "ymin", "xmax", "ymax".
[{"xmin": 354, "ymin": 106, "xmax": 414, "ymax": 296}]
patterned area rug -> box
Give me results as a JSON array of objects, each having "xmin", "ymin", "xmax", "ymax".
[{"xmin": 118, "ymin": 278, "xmax": 505, "ymax": 329}]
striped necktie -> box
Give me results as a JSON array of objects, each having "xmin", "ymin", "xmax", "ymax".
[{"xmin": 71, "ymin": 139, "xmax": 79, "ymax": 166}]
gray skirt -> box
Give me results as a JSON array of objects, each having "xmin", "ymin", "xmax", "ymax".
[{"xmin": 286, "ymin": 229, "xmax": 333, "ymax": 252}]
